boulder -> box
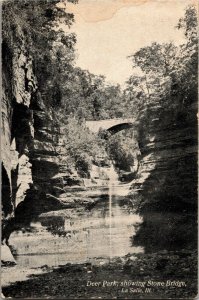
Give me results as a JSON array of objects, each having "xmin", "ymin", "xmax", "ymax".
[{"xmin": 1, "ymin": 245, "xmax": 16, "ymax": 266}]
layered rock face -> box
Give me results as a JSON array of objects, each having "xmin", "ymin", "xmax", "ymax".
[
  {"xmin": 2, "ymin": 27, "xmax": 36, "ymax": 219},
  {"xmin": 131, "ymin": 104, "xmax": 198, "ymax": 251},
  {"xmin": 1, "ymin": 25, "xmax": 70, "ymax": 240}
]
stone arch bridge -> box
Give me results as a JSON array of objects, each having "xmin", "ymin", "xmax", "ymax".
[{"xmin": 85, "ymin": 118, "xmax": 135, "ymax": 135}]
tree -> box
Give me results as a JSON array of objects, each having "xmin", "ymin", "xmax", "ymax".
[{"xmin": 124, "ymin": 5, "xmax": 197, "ymax": 120}]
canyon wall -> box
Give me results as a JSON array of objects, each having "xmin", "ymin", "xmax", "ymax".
[
  {"xmin": 1, "ymin": 24, "xmax": 71, "ymax": 237},
  {"xmin": 131, "ymin": 103, "xmax": 198, "ymax": 251},
  {"xmin": 2, "ymin": 25, "xmax": 36, "ymax": 218}
]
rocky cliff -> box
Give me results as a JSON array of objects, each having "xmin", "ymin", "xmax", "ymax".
[
  {"xmin": 2, "ymin": 24, "xmax": 36, "ymax": 219},
  {"xmin": 130, "ymin": 103, "xmax": 198, "ymax": 251},
  {"xmin": 1, "ymin": 20, "xmax": 71, "ymax": 244}
]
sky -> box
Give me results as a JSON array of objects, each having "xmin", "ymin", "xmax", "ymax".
[{"xmin": 62, "ymin": 0, "xmax": 196, "ymax": 87}]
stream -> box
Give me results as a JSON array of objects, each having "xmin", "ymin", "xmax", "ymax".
[{"xmin": 2, "ymin": 165, "xmax": 143, "ymax": 286}]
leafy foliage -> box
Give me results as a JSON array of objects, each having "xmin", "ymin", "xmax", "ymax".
[
  {"xmin": 107, "ymin": 129, "xmax": 140, "ymax": 172},
  {"xmin": 61, "ymin": 117, "xmax": 108, "ymax": 177},
  {"xmin": 123, "ymin": 5, "xmax": 198, "ymax": 121}
]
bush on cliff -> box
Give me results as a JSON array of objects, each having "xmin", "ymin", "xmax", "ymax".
[{"xmin": 61, "ymin": 117, "xmax": 108, "ymax": 177}]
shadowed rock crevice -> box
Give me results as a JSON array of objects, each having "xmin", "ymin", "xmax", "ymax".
[
  {"xmin": 2, "ymin": 164, "xmax": 12, "ymax": 217},
  {"xmin": 11, "ymin": 102, "xmax": 34, "ymax": 155}
]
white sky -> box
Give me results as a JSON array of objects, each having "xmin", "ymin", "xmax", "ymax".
[{"xmin": 63, "ymin": 0, "xmax": 196, "ymax": 87}]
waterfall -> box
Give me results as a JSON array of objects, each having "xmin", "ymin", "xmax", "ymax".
[
  {"xmin": 83, "ymin": 162, "xmax": 136, "ymax": 260},
  {"xmin": 107, "ymin": 164, "xmax": 118, "ymax": 260},
  {"xmin": 109, "ymin": 178, "xmax": 112, "ymax": 259}
]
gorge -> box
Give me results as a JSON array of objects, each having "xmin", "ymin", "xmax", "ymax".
[{"xmin": 1, "ymin": 1, "xmax": 198, "ymax": 299}]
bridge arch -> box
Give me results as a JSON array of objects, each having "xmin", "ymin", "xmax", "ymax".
[
  {"xmin": 85, "ymin": 118, "xmax": 135, "ymax": 136},
  {"xmin": 106, "ymin": 122, "xmax": 134, "ymax": 135}
]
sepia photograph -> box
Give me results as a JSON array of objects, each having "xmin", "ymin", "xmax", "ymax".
[{"xmin": 1, "ymin": 0, "xmax": 198, "ymax": 298}]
